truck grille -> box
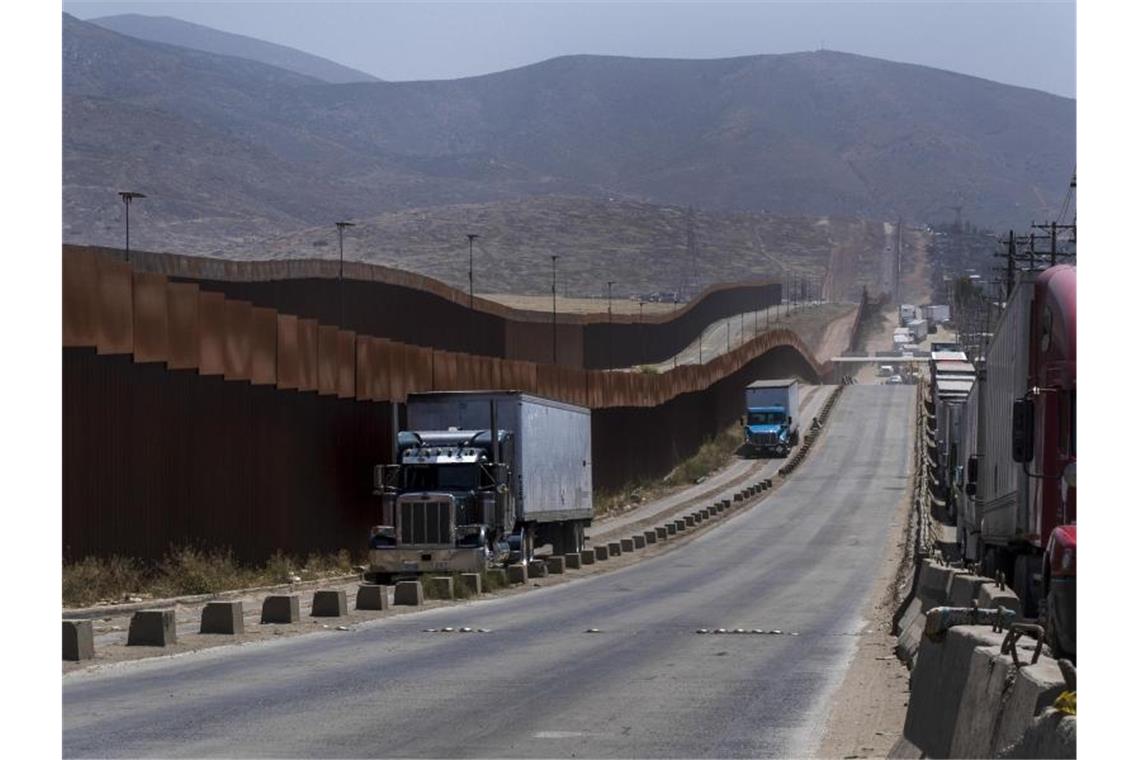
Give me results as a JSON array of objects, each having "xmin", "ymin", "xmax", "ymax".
[
  {"xmin": 399, "ymin": 500, "xmax": 453, "ymax": 546},
  {"xmin": 753, "ymin": 432, "xmax": 779, "ymax": 445}
]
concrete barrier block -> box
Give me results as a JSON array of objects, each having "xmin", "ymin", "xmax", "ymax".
[
  {"xmin": 948, "ymin": 573, "xmax": 989, "ymax": 607},
  {"xmin": 565, "ymin": 553, "xmax": 582, "ymax": 569},
  {"xmin": 699, "ymin": 509, "xmax": 709, "ymax": 520},
  {"xmin": 127, "ymin": 609, "xmax": 177, "ymax": 646},
  {"xmin": 684, "ymin": 515, "xmax": 695, "ymax": 527},
  {"xmin": 425, "ymin": 576, "xmax": 455, "ymax": 599},
  {"xmin": 394, "ymin": 581, "xmax": 424, "ymax": 606},
  {"xmin": 666, "ymin": 522, "xmax": 678, "ymax": 535},
  {"xmin": 894, "ymin": 598, "xmax": 924, "ymax": 668},
  {"xmin": 459, "ymin": 572, "xmax": 483, "ymax": 593},
  {"xmin": 993, "ymin": 658, "xmax": 1066, "ymax": 753},
  {"xmin": 63, "ymin": 620, "xmax": 94, "ymax": 661},
  {"xmin": 644, "ymin": 530, "xmax": 657, "ymax": 545},
  {"xmin": 311, "ymin": 589, "xmax": 348, "ymax": 616},
  {"xmin": 485, "ymin": 568, "xmax": 508, "ymax": 588},
  {"xmin": 977, "ymin": 582, "xmax": 1022, "ymax": 617},
  {"xmin": 916, "ymin": 559, "xmax": 956, "ymax": 611},
  {"xmin": 734, "ymin": 492, "xmax": 743, "ymax": 502},
  {"xmin": 530, "ymin": 560, "xmax": 548, "ymax": 578},
  {"xmin": 507, "ymin": 564, "xmax": 528, "ymax": 584},
  {"xmin": 997, "ymin": 707, "xmax": 1076, "ymax": 759},
  {"xmin": 949, "ymin": 645, "xmax": 1020, "ymax": 758},
  {"xmin": 356, "ymin": 584, "xmax": 390, "ymax": 610},
  {"xmin": 904, "ymin": 625, "xmax": 1042, "ymax": 757},
  {"xmin": 620, "ymin": 538, "xmax": 635, "ymax": 553},
  {"xmin": 546, "ymin": 557, "xmax": 565, "ymax": 575},
  {"xmin": 607, "ymin": 541, "xmax": 622, "ymax": 556},
  {"xmin": 632, "ymin": 534, "xmax": 646, "ymax": 549},
  {"xmin": 581, "ymin": 548, "xmax": 597, "ymax": 564},
  {"xmin": 261, "ymin": 595, "xmax": 301, "ymax": 624},
  {"xmin": 200, "ymin": 601, "xmax": 244, "ymax": 634},
  {"xmin": 656, "ymin": 526, "xmax": 668, "ymax": 540}
]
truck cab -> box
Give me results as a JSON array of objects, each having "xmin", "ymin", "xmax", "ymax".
[
  {"xmin": 367, "ymin": 429, "xmax": 515, "ymax": 583},
  {"xmin": 744, "ymin": 406, "xmax": 796, "ymax": 456}
]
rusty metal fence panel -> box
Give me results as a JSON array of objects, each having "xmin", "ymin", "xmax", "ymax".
[
  {"xmin": 224, "ymin": 300, "xmax": 252, "ymax": 381},
  {"xmin": 336, "ymin": 330, "xmax": 355, "ymax": 399},
  {"xmin": 166, "ymin": 282, "xmax": 200, "ymax": 370},
  {"xmin": 250, "ymin": 307, "xmax": 277, "ymax": 386},
  {"xmin": 132, "ymin": 272, "xmax": 169, "ymax": 364},
  {"xmin": 276, "ymin": 314, "xmax": 299, "ymax": 390},
  {"xmin": 317, "ymin": 325, "xmax": 338, "ymax": 396},
  {"xmin": 197, "ymin": 291, "xmax": 226, "ymax": 376},
  {"xmin": 63, "ymin": 248, "xmax": 98, "ymax": 348},
  {"xmin": 95, "ymin": 255, "xmax": 133, "ymax": 355},
  {"xmin": 297, "ymin": 318, "xmax": 319, "ymax": 392}
]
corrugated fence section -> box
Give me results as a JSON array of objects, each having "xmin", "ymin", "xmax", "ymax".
[
  {"xmin": 63, "ymin": 248, "xmax": 827, "ymax": 562},
  {"xmin": 70, "ymin": 245, "xmax": 782, "ymax": 369}
]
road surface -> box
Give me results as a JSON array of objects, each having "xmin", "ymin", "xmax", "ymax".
[{"xmin": 64, "ymin": 385, "xmax": 914, "ymax": 758}]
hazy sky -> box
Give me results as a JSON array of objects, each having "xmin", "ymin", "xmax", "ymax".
[{"xmin": 64, "ymin": 1, "xmax": 1075, "ymax": 97}]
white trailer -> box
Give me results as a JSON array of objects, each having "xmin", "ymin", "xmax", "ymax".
[{"xmin": 907, "ymin": 318, "xmax": 928, "ymax": 342}]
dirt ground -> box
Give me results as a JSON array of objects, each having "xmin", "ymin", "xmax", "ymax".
[
  {"xmin": 815, "ymin": 410, "xmax": 917, "ymax": 759},
  {"xmin": 482, "ymin": 292, "xmax": 678, "ymax": 315}
]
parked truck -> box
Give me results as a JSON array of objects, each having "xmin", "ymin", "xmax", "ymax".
[
  {"xmin": 366, "ymin": 391, "xmax": 593, "ymax": 582},
  {"xmin": 742, "ymin": 379, "xmax": 800, "ymax": 457},
  {"xmin": 950, "ymin": 265, "xmax": 1076, "ymax": 658},
  {"xmin": 900, "ymin": 304, "xmax": 919, "ymax": 326},
  {"xmin": 906, "ymin": 318, "xmax": 929, "ymax": 343}
]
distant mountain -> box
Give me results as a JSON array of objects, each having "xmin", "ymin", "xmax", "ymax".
[
  {"xmin": 63, "ymin": 13, "xmax": 1074, "ymax": 260},
  {"xmin": 88, "ymin": 13, "xmax": 381, "ymax": 84}
]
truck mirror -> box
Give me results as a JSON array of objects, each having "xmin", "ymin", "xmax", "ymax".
[
  {"xmin": 966, "ymin": 455, "xmax": 978, "ymax": 485},
  {"xmin": 1011, "ymin": 398, "xmax": 1035, "ymax": 463},
  {"xmin": 965, "ymin": 482, "xmax": 976, "ymax": 497}
]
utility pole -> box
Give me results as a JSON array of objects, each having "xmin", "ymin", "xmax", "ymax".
[
  {"xmin": 895, "ymin": 217, "xmax": 903, "ymax": 303},
  {"xmin": 335, "ymin": 221, "xmax": 355, "ymax": 326},
  {"xmin": 118, "ymin": 191, "xmax": 146, "ymax": 263},
  {"xmin": 551, "ymin": 255, "xmax": 559, "ymax": 366},
  {"xmin": 466, "ymin": 233, "xmax": 479, "ymax": 309}
]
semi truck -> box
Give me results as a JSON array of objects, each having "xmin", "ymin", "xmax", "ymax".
[
  {"xmin": 742, "ymin": 379, "xmax": 800, "ymax": 457},
  {"xmin": 906, "ymin": 318, "xmax": 929, "ymax": 343},
  {"xmin": 366, "ymin": 391, "xmax": 593, "ymax": 582},
  {"xmin": 947, "ymin": 265, "xmax": 1076, "ymax": 658}
]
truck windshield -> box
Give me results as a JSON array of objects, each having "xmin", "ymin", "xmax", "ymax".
[
  {"xmin": 403, "ymin": 464, "xmax": 481, "ymax": 492},
  {"xmin": 748, "ymin": 411, "xmax": 784, "ymax": 425}
]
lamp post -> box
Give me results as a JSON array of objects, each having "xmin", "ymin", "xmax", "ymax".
[
  {"xmin": 335, "ymin": 221, "xmax": 355, "ymax": 326},
  {"xmin": 466, "ymin": 233, "xmax": 479, "ymax": 309},
  {"xmin": 118, "ymin": 191, "xmax": 145, "ymax": 263},
  {"xmin": 551, "ymin": 255, "xmax": 559, "ymax": 365}
]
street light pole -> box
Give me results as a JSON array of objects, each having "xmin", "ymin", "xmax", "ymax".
[
  {"xmin": 118, "ymin": 191, "xmax": 146, "ymax": 263},
  {"xmin": 335, "ymin": 221, "xmax": 355, "ymax": 326},
  {"xmin": 551, "ymin": 255, "xmax": 559, "ymax": 365},
  {"xmin": 466, "ymin": 233, "xmax": 479, "ymax": 309}
]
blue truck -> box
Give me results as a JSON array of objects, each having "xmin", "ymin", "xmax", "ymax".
[{"xmin": 742, "ymin": 379, "xmax": 801, "ymax": 457}]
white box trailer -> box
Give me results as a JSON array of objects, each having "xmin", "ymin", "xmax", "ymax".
[
  {"xmin": 925, "ymin": 304, "xmax": 951, "ymax": 324},
  {"xmin": 744, "ymin": 379, "xmax": 801, "ymax": 456},
  {"xmin": 406, "ymin": 391, "xmax": 593, "ymax": 524},
  {"xmin": 907, "ymin": 318, "xmax": 928, "ymax": 342},
  {"xmin": 973, "ymin": 275, "xmax": 1035, "ymax": 547},
  {"xmin": 900, "ymin": 304, "xmax": 918, "ymax": 325}
]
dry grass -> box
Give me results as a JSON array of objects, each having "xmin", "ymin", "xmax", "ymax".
[
  {"xmin": 594, "ymin": 423, "xmax": 744, "ymax": 517},
  {"xmin": 63, "ymin": 547, "xmax": 359, "ymax": 608}
]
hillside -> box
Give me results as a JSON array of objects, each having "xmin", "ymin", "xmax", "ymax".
[
  {"xmin": 63, "ymin": 13, "xmax": 1072, "ymax": 259},
  {"xmin": 224, "ymin": 196, "xmax": 921, "ymax": 301},
  {"xmin": 89, "ymin": 14, "xmax": 381, "ymax": 83}
]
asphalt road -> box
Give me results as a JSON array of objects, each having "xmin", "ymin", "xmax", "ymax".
[{"xmin": 63, "ymin": 385, "xmax": 914, "ymax": 759}]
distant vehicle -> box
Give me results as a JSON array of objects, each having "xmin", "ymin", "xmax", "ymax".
[
  {"xmin": 742, "ymin": 379, "xmax": 800, "ymax": 457},
  {"xmin": 367, "ymin": 391, "xmax": 593, "ymax": 582},
  {"xmin": 878, "ymin": 365, "xmax": 894, "ymax": 377},
  {"xmin": 899, "ymin": 304, "xmax": 919, "ymax": 326},
  {"xmin": 925, "ymin": 304, "xmax": 951, "ymax": 324},
  {"xmin": 887, "ymin": 375, "xmax": 903, "ymax": 385},
  {"xmin": 906, "ymin": 318, "xmax": 929, "ymax": 342}
]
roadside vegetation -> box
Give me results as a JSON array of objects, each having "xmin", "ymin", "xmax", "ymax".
[
  {"xmin": 63, "ymin": 547, "xmax": 359, "ymax": 608},
  {"xmin": 594, "ymin": 423, "xmax": 744, "ymax": 517}
]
